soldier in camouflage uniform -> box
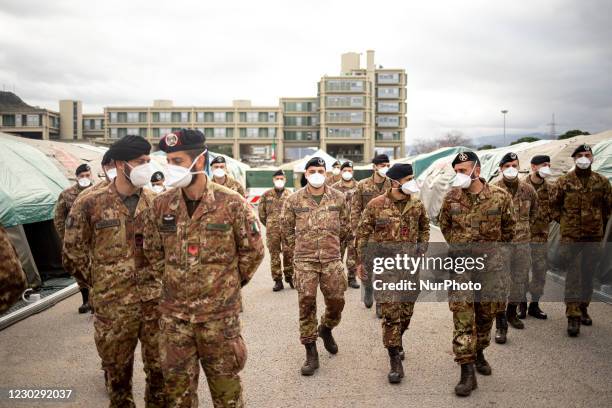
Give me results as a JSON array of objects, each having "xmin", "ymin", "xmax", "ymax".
[
  {"xmin": 258, "ymin": 169, "xmax": 293, "ymax": 291},
  {"xmin": 143, "ymin": 129, "xmax": 264, "ymax": 407},
  {"xmin": 351, "ymin": 154, "xmax": 392, "ymax": 314},
  {"xmin": 325, "ymin": 160, "xmax": 341, "ymax": 185},
  {"xmin": 211, "ymin": 155, "xmax": 246, "ymax": 197},
  {"xmin": 54, "ymin": 163, "xmax": 93, "ymax": 313},
  {"xmin": 493, "ymin": 152, "xmax": 538, "ymax": 340},
  {"xmin": 552, "ymin": 144, "xmax": 612, "ymax": 337},
  {"xmin": 63, "ymin": 136, "xmax": 166, "ymax": 408},
  {"xmin": 355, "ymin": 163, "xmax": 429, "ymax": 384},
  {"xmin": 331, "ymin": 161, "xmax": 360, "ymax": 289},
  {"xmin": 439, "ymin": 151, "xmax": 516, "ymax": 397},
  {"xmin": 0, "ymin": 224, "xmax": 28, "ymax": 314},
  {"xmin": 524, "ymin": 155, "xmax": 554, "ymax": 319},
  {"xmin": 150, "ymin": 171, "xmax": 167, "ymax": 194},
  {"xmin": 282, "ymin": 157, "xmax": 349, "ymax": 376}
]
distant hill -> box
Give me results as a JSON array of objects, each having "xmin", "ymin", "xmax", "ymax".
[{"xmin": 472, "ymin": 132, "xmax": 552, "ymax": 148}]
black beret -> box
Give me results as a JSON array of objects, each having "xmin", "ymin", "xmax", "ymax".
[
  {"xmin": 386, "ymin": 163, "xmax": 413, "ymax": 181},
  {"xmin": 332, "ymin": 160, "xmax": 340, "ymax": 167},
  {"xmin": 305, "ymin": 156, "xmax": 326, "ymax": 170},
  {"xmin": 300, "ymin": 173, "xmax": 307, "ymax": 187},
  {"xmin": 272, "ymin": 169, "xmax": 285, "ymax": 177},
  {"xmin": 159, "ymin": 129, "xmax": 206, "ymax": 153},
  {"xmin": 108, "ymin": 135, "xmax": 151, "ymax": 161},
  {"xmin": 499, "ymin": 152, "xmax": 519, "ymax": 166},
  {"xmin": 151, "ymin": 171, "xmax": 164, "ymax": 182},
  {"xmin": 451, "ymin": 151, "xmax": 480, "ymax": 167},
  {"xmin": 372, "ymin": 154, "xmax": 390, "ymax": 165},
  {"xmin": 75, "ymin": 163, "xmax": 90, "ymax": 176},
  {"xmin": 211, "ymin": 156, "xmax": 226, "ymax": 165},
  {"xmin": 340, "ymin": 161, "xmax": 353, "ymax": 170},
  {"xmin": 571, "ymin": 143, "xmax": 592, "ymax": 157},
  {"xmin": 101, "ymin": 150, "xmax": 112, "ymax": 166},
  {"xmin": 531, "ymin": 155, "xmax": 550, "ymax": 165}
]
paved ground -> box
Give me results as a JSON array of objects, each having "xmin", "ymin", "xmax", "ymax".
[{"xmin": 1, "ymin": 229, "xmax": 612, "ymax": 407}]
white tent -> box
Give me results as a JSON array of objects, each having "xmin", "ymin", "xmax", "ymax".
[{"xmin": 289, "ymin": 149, "xmax": 338, "ymax": 173}]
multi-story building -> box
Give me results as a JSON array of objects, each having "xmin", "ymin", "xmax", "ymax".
[
  {"xmin": 0, "ymin": 91, "xmax": 60, "ymax": 139},
  {"xmin": 280, "ymin": 97, "xmax": 320, "ymax": 162}
]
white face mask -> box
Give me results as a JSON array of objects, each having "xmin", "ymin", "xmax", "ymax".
[
  {"xmin": 126, "ymin": 162, "xmax": 154, "ymax": 188},
  {"xmin": 332, "ymin": 168, "xmax": 341, "ymax": 176},
  {"xmin": 78, "ymin": 177, "xmax": 91, "ymax": 188},
  {"xmin": 151, "ymin": 185, "xmax": 165, "ymax": 194},
  {"xmin": 401, "ymin": 179, "xmax": 420, "ymax": 195},
  {"xmin": 502, "ymin": 167, "xmax": 519, "ymax": 180},
  {"xmin": 273, "ymin": 179, "xmax": 285, "ymax": 189},
  {"xmin": 377, "ymin": 166, "xmax": 389, "ymax": 177},
  {"xmin": 537, "ymin": 166, "xmax": 552, "ymax": 178},
  {"xmin": 306, "ymin": 172, "xmax": 326, "ymax": 188},
  {"xmin": 452, "ymin": 165, "xmax": 476, "ymax": 189},
  {"xmin": 575, "ymin": 156, "xmax": 592, "ymax": 170},
  {"xmin": 341, "ymin": 171, "xmax": 353, "ymax": 181},
  {"xmin": 106, "ymin": 168, "xmax": 117, "ymax": 181},
  {"xmin": 212, "ymin": 168, "xmax": 226, "ymax": 179},
  {"xmin": 164, "ymin": 150, "xmax": 207, "ymax": 188}
]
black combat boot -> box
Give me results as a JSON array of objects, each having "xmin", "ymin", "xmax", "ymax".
[
  {"xmin": 318, "ymin": 325, "xmax": 338, "ymax": 354},
  {"xmin": 387, "ymin": 347, "xmax": 404, "ymax": 384},
  {"xmin": 301, "ymin": 343, "xmax": 319, "ymax": 376},
  {"xmin": 567, "ymin": 317, "xmax": 580, "ymax": 337},
  {"xmin": 364, "ymin": 284, "xmax": 373, "ymax": 308},
  {"xmin": 376, "ymin": 302, "xmax": 382, "ymax": 319},
  {"xmin": 475, "ymin": 350, "xmax": 491, "ymax": 375},
  {"xmin": 273, "ymin": 279, "xmax": 284, "ymax": 292},
  {"xmin": 495, "ymin": 312, "xmax": 507, "ymax": 344},
  {"xmin": 348, "ymin": 277, "xmax": 360, "ymax": 289},
  {"xmin": 579, "ymin": 305, "xmax": 592, "ymax": 326},
  {"xmin": 454, "ymin": 363, "xmax": 477, "ymax": 397},
  {"xmin": 518, "ymin": 301, "xmax": 527, "ymax": 319},
  {"xmin": 285, "ymin": 275, "xmax": 294, "ymax": 289},
  {"xmin": 78, "ymin": 288, "xmax": 91, "ymax": 314},
  {"xmin": 399, "ymin": 345, "xmax": 405, "ymax": 361},
  {"xmin": 528, "ymin": 302, "xmax": 547, "ymax": 319},
  {"xmin": 507, "ymin": 304, "xmax": 524, "ymax": 329}
]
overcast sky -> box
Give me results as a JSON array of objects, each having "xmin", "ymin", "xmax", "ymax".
[{"xmin": 1, "ymin": 0, "xmax": 610, "ymax": 143}]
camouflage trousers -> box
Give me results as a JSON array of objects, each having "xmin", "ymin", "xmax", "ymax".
[
  {"xmin": 504, "ymin": 243, "xmax": 531, "ymax": 304},
  {"xmin": 528, "ymin": 242, "xmax": 548, "ymax": 300},
  {"xmin": 159, "ymin": 314, "xmax": 246, "ymax": 408},
  {"xmin": 93, "ymin": 300, "xmax": 165, "ymax": 408},
  {"xmin": 294, "ymin": 260, "xmax": 347, "ymax": 344},
  {"xmin": 267, "ymin": 229, "xmax": 293, "ymax": 281},
  {"xmin": 449, "ymin": 301, "xmax": 501, "ymax": 365},
  {"xmin": 558, "ymin": 240, "xmax": 601, "ymax": 318},
  {"xmin": 381, "ymin": 302, "xmax": 415, "ymax": 348},
  {"xmin": 340, "ymin": 236, "xmax": 357, "ymax": 280}
]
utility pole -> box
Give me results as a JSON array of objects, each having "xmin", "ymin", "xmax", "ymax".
[
  {"xmin": 501, "ymin": 110, "xmax": 508, "ymax": 146},
  {"xmin": 547, "ymin": 113, "xmax": 557, "ymax": 139}
]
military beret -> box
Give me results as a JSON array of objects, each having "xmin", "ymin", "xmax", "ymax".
[
  {"xmin": 372, "ymin": 154, "xmax": 390, "ymax": 165},
  {"xmin": 151, "ymin": 171, "xmax": 164, "ymax": 182},
  {"xmin": 300, "ymin": 173, "xmax": 307, "ymax": 187},
  {"xmin": 211, "ymin": 155, "xmax": 226, "ymax": 165},
  {"xmin": 75, "ymin": 163, "xmax": 90, "ymax": 176},
  {"xmin": 305, "ymin": 156, "xmax": 326, "ymax": 170},
  {"xmin": 499, "ymin": 152, "xmax": 519, "ymax": 166},
  {"xmin": 340, "ymin": 161, "xmax": 353, "ymax": 170},
  {"xmin": 386, "ymin": 163, "xmax": 413, "ymax": 181},
  {"xmin": 571, "ymin": 144, "xmax": 592, "ymax": 157},
  {"xmin": 332, "ymin": 160, "xmax": 341, "ymax": 167},
  {"xmin": 451, "ymin": 151, "xmax": 480, "ymax": 167},
  {"xmin": 101, "ymin": 150, "xmax": 112, "ymax": 166},
  {"xmin": 107, "ymin": 135, "xmax": 151, "ymax": 161},
  {"xmin": 531, "ymin": 155, "xmax": 550, "ymax": 165},
  {"xmin": 159, "ymin": 129, "xmax": 206, "ymax": 153},
  {"xmin": 272, "ymin": 169, "xmax": 284, "ymax": 177}
]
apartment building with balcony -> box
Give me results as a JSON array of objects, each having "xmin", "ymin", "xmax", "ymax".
[
  {"xmin": 280, "ymin": 97, "xmax": 320, "ymax": 162},
  {"xmin": 0, "ymin": 91, "xmax": 60, "ymax": 140}
]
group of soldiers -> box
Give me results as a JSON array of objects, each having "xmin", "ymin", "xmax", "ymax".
[{"xmin": 0, "ymin": 129, "xmax": 609, "ymax": 405}]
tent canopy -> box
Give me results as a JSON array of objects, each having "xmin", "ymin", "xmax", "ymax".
[{"xmin": 281, "ymin": 149, "xmax": 338, "ymax": 173}]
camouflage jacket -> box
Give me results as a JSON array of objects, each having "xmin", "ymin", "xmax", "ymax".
[
  {"xmin": 331, "ymin": 179, "xmax": 358, "ymax": 200},
  {"xmin": 282, "ymin": 185, "xmax": 349, "ymax": 263},
  {"xmin": 525, "ymin": 174, "xmax": 553, "ymax": 242},
  {"xmin": 143, "ymin": 176, "xmax": 264, "ymax": 322},
  {"xmin": 355, "ymin": 190, "xmax": 430, "ymax": 263},
  {"xmin": 552, "ymin": 169, "xmax": 612, "ymax": 241},
  {"xmin": 350, "ymin": 175, "xmax": 393, "ymax": 231},
  {"xmin": 439, "ymin": 180, "xmax": 516, "ymax": 243},
  {"xmin": 0, "ymin": 225, "xmax": 28, "ymax": 314},
  {"xmin": 325, "ymin": 173, "xmax": 341, "ymax": 186},
  {"xmin": 258, "ymin": 187, "xmax": 292, "ymax": 232},
  {"xmin": 493, "ymin": 178, "xmax": 538, "ymax": 243},
  {"xmin": 62, "ymin": 183, "xmax": 161, "ymax": 308},
  {"xmin": 54, "ymin": 183, "xmax": 90, "ymax": 240},
  {"xmin": 213, "ymin": 175, "xmax": 246, "ymax": 197}
]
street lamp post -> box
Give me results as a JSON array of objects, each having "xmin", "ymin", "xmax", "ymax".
[{"xmin": 501, "ymin": 109, "xmax": 508, "ymax": 146}]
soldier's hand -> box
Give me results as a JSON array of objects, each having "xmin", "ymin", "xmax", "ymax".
[{"xmin": 357, "ymin": 264, "xmax": 367, "ymax": 281}]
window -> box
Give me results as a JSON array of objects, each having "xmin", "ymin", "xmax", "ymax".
[
  {"xmin": 377, "ymin": 72, "xmax": 400, "ymax": 84},
  {"xmin": 127, "ymin": 112, "xmax": 139, "ymax": 123},
  {"xmin": 376, "ymin": 131, "xmax": 401, "ymax": 141},
  {"xmin": 126, "ymin": 127, "xmax": 146, "ymax": 137},
  {"xmin": 247, "ymin": 112, "xmax": 258, "ymax": 123},
  {"xmin": 2, "ymin": 114, "xmax": 15, "ymax": 126},
  {"xmin": 326, "ymin": 111, "xmax": 364, "ymax": 123},
  {"xmin": 213, "ymin": 128, "xmax": 226, "ymax": 138},
  {"xmin": 214, "ymin": 112, "xmax": 226, "ymax": 123},
  {"xmin": 109, "ymin": 112, "xmax": 118, "ymax": 123},
  {"xmin": 283, "ymin": 102, "xmax": 316, "ymax": 112},
  {"xmin": 284, "ymin": 131, "xmax": 319, "ymax": 141},
  {"xmin": 196, "ymin": 112, "xmax": 205, "ymax": 122},
  {"xmin": 25, "ymin": 114, "xmax": 40, "ymax": 127},
  {"xmin": 327, "ymin": 128, "xmax": 363, "ymax": 138},
  {"xmin": 326, "ymin": 80, "xmax": 364, "ymax": 92},
  {"xmin": 170, "ymin": 112, "xmax": 190, "ymax": 123},
  {"xmin": 378, "ymin": 102, "xmax": 400, "ymax": 113},
  {"xmin": 326, "ymin": 96, "xmax": 364, "ymax": 107},
  {"xmin": 376, "ymin": 116, "xmax": 400, "ymax": 127},
  {"xmin": 117, "ymin": 112, "xmax": 127, "ymax": 122},
  {"xmin": 377, "ymin": 87, "xmax": 400, "ymax": 98}
]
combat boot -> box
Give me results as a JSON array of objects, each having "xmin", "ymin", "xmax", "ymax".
[
  {"xmin": 78, "ymin": 288, "xmax": 91, "ymax": 314},
  {"xmin": 273, "ymin": 279, "xmax": 284, "ymax": 292},
  {"xmin": 364, "ymin": 284, "xmax": 373, "ymax": 308},
  {"xmin": 318, "ymin": 325, "xmax": 338, "ymax": 354},
  {"xmin": 376, "ymin": 302, "xmax": 382, "ymax": 319},
  {"xmin": 567, "ymin": 317, "xmax": 580, "ymax": 337},
  {"xmin": 285, "ymin": 275, "xmax": 294, "ymax": 289},
  {"xmin": 518, "ymin": 301, "xmax": 527, "ymax": 319},
  {"xmin": 454, "ymin": 363, "xmax": 477, "ymax": 397},
  {"xmin": 528, "ymin": 302, "xmax": 547, "ymax": 319},
  {"xmin": 348, "ymin": 277, "xmax": 360, "ymax": 289},
  {"xmin": 579, "ymin": 305, "xmax": 592, "ymax": 326},
  {"xmin": 301, "ymin": 343, "xmax": 319, "ymax": 376},
  {"xmin": 475, "ymin": 350, "xmax": 492, "ymax": 375},
  {"xmin": 387, "ymin": 347, "xmax": 404, "ymax": 384},
  {"xmin": 506, "ymin": 304, "xmax": 524, "ymax": 329},
  {"xmin": 495, "ymin": 312, "xmax": 507, "ymax": 344},
  {"xmin": 399, "ymin": 345, "xmax": 405, "ymax": 361}
]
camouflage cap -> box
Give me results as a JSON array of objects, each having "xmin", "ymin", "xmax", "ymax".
[
  {"xmin": 571, "ymin": 143, "xmax": 592, "ymax": 157},
  {"xmin": 159, "ymin": 129, "xmax": 206, "ymax": 153}
]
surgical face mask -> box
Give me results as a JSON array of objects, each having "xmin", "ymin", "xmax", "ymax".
[
  {"xmin": 377, "ymin": 166, "xmax": 389, "ymax": 177},
  {"xmin": 151, "ymin": 185, "xmax": 165, "ymax": 194},
  {"xmin": 332, "ymin": 168, "xmax": 341, "ymax": 176},
  {"xmin": 537, "ymin": 166, "xmax": 552, "ymax": 178},
  {"xmin": 575, "ymin": 156, "xmax": 592, "ymax": 170},
  {"xmin": 502, "ymin": 167, "xmax": 519, "ymax": 180},
  {"xmin": 78, "ymin": 177, "xmax": 91, "ymax": 188},
  {"xmin": 164, "ymin": 151, "xmax": 207, "ymax": 188},
  {"xmin": 401, "ymin": 179, "xmax": 420, "ymax": 195},
  {"xmin": 212, "ymin": 168, "xmax": 225, "ymax": 178},
  {"xmin": 341, "ymin": 171, "xmax": 353, "ymax": 181},
  {"xmin": 126, "ymin": 162, "xmax": 154, "ymax": 188},
  {"xmin": 106, "ymin": 168, "xmax": 117, "ymax": 181},
  {"xmin": 452, "ymin": 165, "xmax": 476, "ymax": 189},
  {"xmin": 273, "ymin": 179, "xmax": 285, "ymax": 189},
  {"xmin": 306, "ymin": 172, "xmax": 326, "ymax": 188}
]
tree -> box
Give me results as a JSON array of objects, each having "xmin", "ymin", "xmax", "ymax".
[
  {"xmin": 558, "ymin": 129, "xmax": 590, "ymax": 140},
  {"xmin": 510, "ymin": 136, "xmax": 540, "ymax": 145},
  {"xmin": 479, "ymin": 144, "xmax": 496, "ymax": 150},
  {"xmin": 412, "ymin": 131, "xmax": 473, "ymax": 154}
]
